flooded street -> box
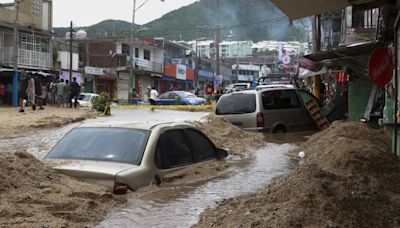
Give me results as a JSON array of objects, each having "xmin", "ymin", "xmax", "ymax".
[
  {"xmin": 0, "ymin": 108, "xmax": 311, "ymax": 227},
  {"xmin": 0, "ymin": 109, "xmax": 206, "ymax": 159},
  {"xmin": 98, "ymin": 143, "xmax": 297, "ymax": 228}
]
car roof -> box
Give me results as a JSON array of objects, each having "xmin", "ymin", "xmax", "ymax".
[
  {"xmin": 77, "ymin": 121, "xmax": 195, "ymax": 131},
  {"xmin": 228, "ymin": 87, "xmax": 296, "ymax": 95}
]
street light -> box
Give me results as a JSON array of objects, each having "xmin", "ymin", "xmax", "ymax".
[{"xmin": 129, "ymin": 0, "xmax": 163, "ymax": 100}]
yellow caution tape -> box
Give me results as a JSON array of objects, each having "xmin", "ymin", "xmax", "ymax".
[{"xmin": 113, "ymin": 104, "xmax": 214, "ymax": 110}]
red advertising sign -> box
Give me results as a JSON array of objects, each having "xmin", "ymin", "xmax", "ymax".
[
  {"xmin": 368, "ymin": 47, "xmax": 394, "ymax": 87},
  {"xmin": 335, "ymin": 71, "xmax": 349, "ymax": 84}
]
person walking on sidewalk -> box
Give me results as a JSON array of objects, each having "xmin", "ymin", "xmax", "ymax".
[
  {"xmin": 69, "ymin": 77, "xmax": 80, "ymax": 108},
  {"xmin": 63, "ymin": 80, "xmax": 71, "ymax": 108},
  {"xmin": 0, "ymin": 83, "xmax": 5, "ymax": 105},
  {"xmin": 27, "ymin": 75, "xmax": 36, "ymax": 111},
  {"xmin": 204, "ymin": 81, "xmax": 214, "ymax": 104},
  {"xmin": 149, "ymin": 86, "xmax": 158, "ymax": 111},
  {"xmin": 18, "ymin": 70, "xmax": 28, "ymax": 113},
  {"xmin": 56, "ymin": 79, "xmax": 65, "ymax": 107}
]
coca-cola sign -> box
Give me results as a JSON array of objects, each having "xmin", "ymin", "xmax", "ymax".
[{"xmin": 368, "ymin": 47, "xmax": 394, "ymax": 87}]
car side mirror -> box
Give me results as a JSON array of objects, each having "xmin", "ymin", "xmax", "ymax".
[{"xmin": 216, "ymin": 148, "xmax": 228, "ymax": 159}]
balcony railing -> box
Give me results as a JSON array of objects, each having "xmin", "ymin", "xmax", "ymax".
[{"xmin": 2, "ymin": 47, "xmax": 52, "ymax": 69}]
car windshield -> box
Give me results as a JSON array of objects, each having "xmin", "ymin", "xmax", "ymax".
[
  {"xmin": 78, "ymin": 94, "xmax": 91, "ymax": 101},
  {"xmin": 216, "ymin": 94, "xmax": 256, "ymax": 115},
  {"xmin": 45, "ymin": 127, "xmax": 151, "ymax": 165},
  {"xmin": 175, "ymin": 91, "xmax": 196, "ymax": 98}
]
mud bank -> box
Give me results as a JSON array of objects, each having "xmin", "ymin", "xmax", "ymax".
[
  {"xmin": 0, "ymin": 107, "xmax": 96, "ymax": 139},
  {"xmin": 196, "ymin": 121, "xmax": 400, "ymax": 228},
  {"xmin": 0, "ymin": 151, "xmax": 126, "ymax": 227},
  {"xmin": 193, "ymin": 114, "xmax": 265, "ymax": 157}
]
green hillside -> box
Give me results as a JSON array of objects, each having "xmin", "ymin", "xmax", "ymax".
[{"xmin": 54, "ymin": 0, "xmax": 310, "ymax": 42}]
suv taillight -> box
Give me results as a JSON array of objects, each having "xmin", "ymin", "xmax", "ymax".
[{"xmin": 256, "ymin": 112, "xmax": 264, "ymax": 128}]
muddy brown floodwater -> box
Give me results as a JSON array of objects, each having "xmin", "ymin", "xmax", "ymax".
[
  {"xmin": 97, "ymin": 143, "xmax": 300, "ymax": 228},
  {"xmin": 0, "ymin": 109, "xmax": 311, "ymax": 227}
]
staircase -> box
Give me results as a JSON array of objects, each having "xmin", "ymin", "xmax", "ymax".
[{"xmin": 305, "ymin": 99, "xmax": 330, "ymax": 130}]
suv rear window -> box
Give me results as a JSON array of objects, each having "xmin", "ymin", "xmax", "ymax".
[{"xmin": 216, "ymin": 93, "xmax": 256, "ymax": 115}]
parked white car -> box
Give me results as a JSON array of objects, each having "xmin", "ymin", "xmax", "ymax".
[
  {"xmin": 75, "ymin": 93, "xmax": 99, "ymax": 108},
  {"xmin": 44, "ymin": 122, "xmax": 228, "ymax": 194}
]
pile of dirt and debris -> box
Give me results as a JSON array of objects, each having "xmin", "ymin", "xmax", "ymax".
[
  {"xmin": 0, "ymin": 107, "xmax": 96, "ymax": 138},
  {"xmin": 196, "ymin": 121, "xmax": 400, "ymax": 228},
  {"xmin": 192, "ymin": 114, "xmax": 265, "ymax": 157},
  {"xmin": 0, "ymin": 150, "xmax": 126, "ymax": 227}
]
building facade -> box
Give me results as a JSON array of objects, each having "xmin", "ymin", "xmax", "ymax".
[{"xmin": 0, "ymin": 0, "xmax": 53, "ymax": 106}]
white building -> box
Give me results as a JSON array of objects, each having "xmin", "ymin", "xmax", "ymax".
[
  {"xmin": 251, "ymin": 40, "xmax": 310, "ymax": 55},
  {"xmin": 232, "ymin": 64, "xmax": 261, "ymax": 82},
  {"xmin": 188, "ymin": 40, "xmax": 253, "ymax": 59}
]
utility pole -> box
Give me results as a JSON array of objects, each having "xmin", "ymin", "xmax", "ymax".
[
  {"xmin": 129, "ymin": 0, "xmax": 137, "ymax": 100},
  {"xmin": 195, "ymin": 28, "xmax": 200, "ymax": 89},
  {"xmin": 215, "ymin": 0, "xmax": 220, "ymax": 77},
  {"xmin": 312, "ymin": 15, "xmax": 321, "ymax": 100},
  {"xmin": 69, "ymin": 21, "xmax": 73, "ymax": 82},
  {"xmin": 12, "ymin": 0, "xmax": 20, "ymax": 107}
]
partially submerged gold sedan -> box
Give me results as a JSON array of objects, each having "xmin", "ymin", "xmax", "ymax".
[{"xmin": 45, "ymin": 122, "xmax": 228, "ymax": 194}]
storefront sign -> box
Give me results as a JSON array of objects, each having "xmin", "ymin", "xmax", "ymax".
[
  {"xmin": 198, "ymin": 70, "xmax": 214, "ymax": 79},
  {"xmin": 368, "ymin": 47, "xmax": 394, "ymax": 87},
  {"xmin": 85, "ymin": 66, "xmax": 104, "ymax": 76},
  {"xmin": 335, "ymin": 71, "xmax": 349, "ymax": 84},
  {"xmin": 171, "ymin": 59, "xmax": 183, "ymax": 64},
  {"xmin": 176, "ymin": 64, "xmax": 187, "ymax": 80},
  {"xmin": 134, "ymin": 58, "xmax": 149, "ymax": 68}
]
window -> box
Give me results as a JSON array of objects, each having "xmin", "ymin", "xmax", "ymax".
[
  {"xmin": 135, "ymin": 48, "xmax": 139, "ymax": 58},
  {"xmin": 159, "ymin": 92, "xmax": 171, "ymax": 99},
  {"xmin": 262, "ymin": 90, "xmax": 301, "ymax": 110},
  {"xmin": 216, "ymin": 93, "xmax": 256, "ymax": 115},
  {"xmin": 45, "ymin": 128, "xmax": 150, "ymax": 165},
  {"xmin": 155, "ymin": 130, "xmax": 193, "ymax": 169},
  {"xmin": 32, "ymin": 0, "xmax": 41, "ymax": 16},
  {"xmin": 185, "ymin": 129, "xmax": 216, "ymax": 162},
  {"xmin": 144, "ymin": 49, "xmax": 151, "ymax": 60}
]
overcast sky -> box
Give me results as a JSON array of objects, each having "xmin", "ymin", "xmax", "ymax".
[{"xmin": 0, "ymin": 0, "xmax": 198, "ymax": 27}]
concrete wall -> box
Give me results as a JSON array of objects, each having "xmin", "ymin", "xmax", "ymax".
[
  {"xmin": 348, "ymin": 78, "xmax": 373, "ymax": 121},
  {"xmin": 0, "ymin": 0, "xmax": 52, "ymax": 32}
]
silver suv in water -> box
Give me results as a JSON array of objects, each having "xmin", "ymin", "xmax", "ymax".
[{"xmin": 215, "ymin": 88, "xmax": 318, "ymax": 133}]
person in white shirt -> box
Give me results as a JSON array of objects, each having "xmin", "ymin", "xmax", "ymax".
[{"xmin": 149, "ymin": 87, "xmax": 158, "ymax": 106}]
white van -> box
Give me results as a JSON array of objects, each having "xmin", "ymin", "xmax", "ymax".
[{"xmin": 215, "ymin": 88, "xmax": 319, "ymax": 133}]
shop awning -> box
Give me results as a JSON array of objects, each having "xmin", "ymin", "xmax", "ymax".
[
  {"xmin": 304, "ymin": 42, "xmax": 382, "ymax": 62},
  {"xmin": 271, "ymin": 0, "xmax": 375, "ymax": 19}
]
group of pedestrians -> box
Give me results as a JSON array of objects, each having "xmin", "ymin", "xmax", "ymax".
[
  {"xmin": 17, "ymin": 69, "xmax": 81, "ymax": 113},
  {"xmin": 50, "ymin": 77, "xmax": 81, "ymax": 108},
  {"xmin": 18, "ymin": 70, "xmax": 47, "ymax": 113}
]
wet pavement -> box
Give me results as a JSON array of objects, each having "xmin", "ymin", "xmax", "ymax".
[{"xmin": 0, "ymin": 108, "xmax": 312, "ymax": 227}]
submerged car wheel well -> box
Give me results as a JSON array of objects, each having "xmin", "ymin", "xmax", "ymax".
[
  {"xmin": 154, "ymin": 175, "xmax": 162, "ymax": 186},
  {"xmin": 272, "ymin": 124, "xmax": 287, "ymax": 133}
]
